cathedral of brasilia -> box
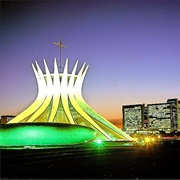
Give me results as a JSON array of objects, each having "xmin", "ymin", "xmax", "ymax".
[{"xmin": 0, "ymin": 41, "xmax": 134, "ymax": 149}]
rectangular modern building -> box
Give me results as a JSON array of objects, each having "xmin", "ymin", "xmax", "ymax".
[
  {"xmin": 147, "ymin": 103, "xmax": 171, "ymax": 133},
  {"xmin": 178, "ymin": 100, "xmax": 180, "ymax": 132},
  {"xmin": 0, "ymin": 115, "xmax": 15, "ymax": 124},
  {"xmin": 122, "ymin": 104, "xmax": 145, "ymax": 134},
  {"xmin": 167, "ymin": 98, "xmax": 179, "ymax": 132},
  {"xmin": 122, "ymin": 98, "xmax": 180, "ymax": 134}
]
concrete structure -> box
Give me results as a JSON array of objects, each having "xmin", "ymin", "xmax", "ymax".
[
  {"xmin": 147, "ymin": 103, "xmax": 171, "ymax": 133},
  {"xmin": 0, "ymin": 115, "xmax": 15, "ymax": 124},
  {"xmin": 178, "ymin": 100, "xmax": 180, "ymax": 132},
  {"xmin": 122, "ymin": 104, "xmax": 144, "ymax": 134},
  {"xmin": 167, "ymin": 98, "xmax": 179, "ymax": 132},
  {"xmin": 122, "ymin": 98, "xmax": 180, "ymax": 134},
  {"xmin": 8, "ymin": 58, "xmax": 133, "ymax": 141}
]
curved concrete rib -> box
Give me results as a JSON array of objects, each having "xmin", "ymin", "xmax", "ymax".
[
  {"xmin": 75, "ymin": 66, "xmax": 134, "ymax": 140},
  {"xmin": 48, "ymin": 58, "xmax": 61, "ymax": 122},
  {"xmin": 27, "ymin": 59, "xmax": 53, "ymax": 122},
  {"xmin": 69, "ymin": 61, "xmax": 112, "ymax": 140},
  {"xmin": 61, "ymin": 58, "xmax": 75, "ymax": 124}
]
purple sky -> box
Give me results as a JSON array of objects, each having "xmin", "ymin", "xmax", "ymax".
[{"xmin": 1, "ymin": 0, "xmax": 180, "ymax": 126}]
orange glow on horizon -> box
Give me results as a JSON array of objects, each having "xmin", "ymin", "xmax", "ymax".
[{"xmin": 109, "ymin": 119, "xmax": 122, "ymax": 129}]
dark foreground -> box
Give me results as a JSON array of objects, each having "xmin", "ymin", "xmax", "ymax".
[{"xmin": 1, "ymin": 140, "xmax": 180, "ymax": 179}]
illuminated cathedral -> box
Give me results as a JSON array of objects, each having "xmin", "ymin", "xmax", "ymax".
[
  {"xmin": 8, "ymin": 58, "xmax": 133, "ymax": 141},
  {"xmin": 0, "ymin": 40, "xmax": 134, "ymax": 148}
]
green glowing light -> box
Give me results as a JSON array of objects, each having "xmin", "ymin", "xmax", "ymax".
[
  {"xmin": 0, "ymin": 123, "xmax": 96, "ymax": 148},
  {"xmin": 96, "ymin": 139, "xmax": 102, "ymax": 144}
]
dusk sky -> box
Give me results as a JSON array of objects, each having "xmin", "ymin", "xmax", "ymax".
[{"xmin": 1, "ymin": 0, "xmax": 180, "ymax": 127}]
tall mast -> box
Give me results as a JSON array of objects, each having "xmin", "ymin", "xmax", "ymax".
[{"xmin": 53, "ymin": 37, "xmax": 67, "ymax": 73}]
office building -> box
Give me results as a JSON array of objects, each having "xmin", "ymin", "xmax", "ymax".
[
  {"xmin": 0, "ymin": 115, "xmax": 15, "ymax": 124},
  {"xmin": 123, "ymin": 98, "xmax": 180, "ymax": 134},
  {"xmin": 178, "ymin": 100, "xmax": 180, "ymax": 131},
  {"xmin": 122, "ymin": 104, "xmax": 144, "ymax": 134},
  {"xmin": 167, "ymin": 98, "xmax": 179, "ymax": 132},
  {"xmin": 147, "ymin": 103, "xmax": 171, "ymax": 133}
]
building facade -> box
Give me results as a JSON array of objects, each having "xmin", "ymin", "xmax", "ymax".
[
  {"xmin": 178, "ymin": 100, "xmax": 180, "ymax": 132},
  {"xmin": 0, "ymin": 115, "xmax": 15, "ymax": 124},
  {"xmin": 122, "ymin": 98, "xmax": 180, "ymax": 134},
  {"xmin": 147, "ymin": 103, "xmax": 171, "ymax": 133},
  {"xmin": 122, "ymin": 104, "xmax": 145, "ymax": 134}
]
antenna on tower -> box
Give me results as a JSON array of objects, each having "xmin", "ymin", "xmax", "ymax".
[{"xmin": 53, "ymin": 37, "xmax": 67, "ymax": 73}]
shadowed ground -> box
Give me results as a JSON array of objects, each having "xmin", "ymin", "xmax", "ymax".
[{"xmin": 1, "ymin": 140, "xmax": 180, "ymax": 179}]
